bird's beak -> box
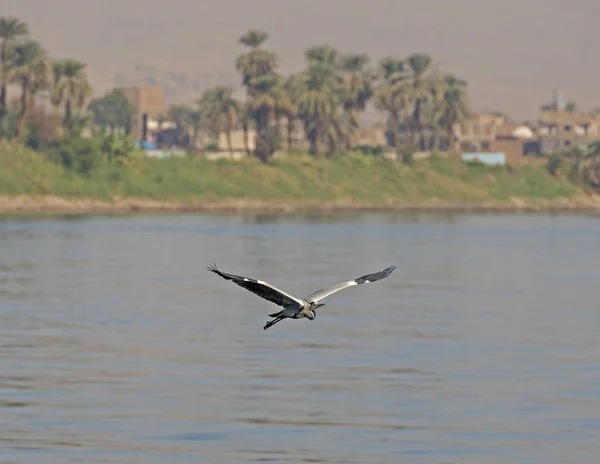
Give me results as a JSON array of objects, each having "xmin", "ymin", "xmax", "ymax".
[{"xmin": 315, "ymin": 303, "xmax": 325, "ymax": 309}]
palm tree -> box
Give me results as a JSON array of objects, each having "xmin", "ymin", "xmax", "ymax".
[
  {"xmin": 296, "ymin": 47, "xmax": 348, "ymax": 155},
  {"xmin": 247, "ymin": 73, "xmax": 296, "ymax": 160},
  {"xmin": 236, "ymin": 102, "xmax": 252, "ymax": 155},
  {"xmin": 401, "ymin": 53, "xmax": 438, "ymax": 151},
  {"xmin": 235, "ymin": 29, "xmax": 278, "ymax": 94},
  {"xmin": 340, "ymin": 54, "xmax": 372, "ymax": 112},
  {"xmin": 379, "ymin": 57, "xmax": 406, "ymax": 82},
  {"xmin": 52, "ymin": 58, "xmax": 92, "ymax": 129},
  {"xmin": 296, "ymin": 55, "xmax": 345, "ymax": 156},
  {"xmin": 9, "ymin": 40, "xmax": 51, "ymax": 140},
  {"xmin": 320, "ymin": 108, "xmax": 358, "ymax": 155},
  {"xmin": 187, "ymin": 108, "xmax": 203, "ymax": 150},
  {"xmin": 374, "ymin": 57, "xmax": 407, "ymax": 155},
  {"xmin": 167, "ymin": 105, "xmax": 193, "ymax": 147},
  {"xmin": 198, "ymin": 86, "xmax": 240, "ymax": 154},
  {"xmin": 305, "ymin": 45, "xmax": 339, "ymax": 67},
  {"xmin": 281, "ymin": 74, "xmax": 301, "ymax": 151},
  {"xmin": 168, "ymin": 105, "xmax": 203, "ymax": 149},
  {"xmin": 436, "ymin": 74, "xmax": 470, "ymax": 152},
  {"xmin": 339, "ymin": 53, "xmax": 373, "ymax": 149},
  {"xmin": 0, "ymin": 16, "xmax": 29, "ymax": 120},
  {"xmin": 235, "ymin": 29, "xmax": 279, "ymax": 159}
]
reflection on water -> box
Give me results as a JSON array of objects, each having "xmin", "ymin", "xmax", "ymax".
[{"xmin": 1, "ymin": 213, "xmax": 599, "ymax": 463}]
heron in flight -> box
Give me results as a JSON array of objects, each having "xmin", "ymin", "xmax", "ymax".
[{"xmin": 207, "ymin": 263, "xmax": 396, "ymax": 330}]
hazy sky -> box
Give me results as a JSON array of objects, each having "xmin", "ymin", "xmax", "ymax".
[{"xmin": 4, "ymin": 0, "xmax": 600, "ymax": 120}]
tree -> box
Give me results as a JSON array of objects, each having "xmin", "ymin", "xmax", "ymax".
[
  {"xmin": 235, "ymin": 29, "xmax": 280, "ymax": 159},
  {"xmin": 281, "ymin": 74, "xmax": 301, "ymax": 151},
  {"xmin": 167, "ymin": 104, "xmax": 203, "ymax": 148},
  {"xmin": 340, "ymin": 54, "xmax": 372, "ymax": 111},
  {"xmin": 562, "ymin": 142, "xmax": 600, "ymax": 187},
  {"xmin": 88, "ymin": 89, "xmax": 134, "ymax": 134},
  {"xmin": 247, "ymin": 73, "xmax": 295, "ymax": 160},
  {"xmin": 9, "ymin": 40, "xmax": 51, "ymax": 140},
  {"xmin": 235, "ymin": 30, "xmax": 278, "ymax": 94},
  {"xmin": 238, "ymin": 102, "xmax": 251, "ymax": 155},
  {"xmin": 52, "ymin": 58, "xmax": 92, "ymax": 129},
  {"xmin": 435, "ymin": 74, "xmax": 471, "ymax": 151},
  {"xmin": 198, "ymin": 86, "xmax": 240, "ymax": 154},
  {"xmin": 401, "ymin": 53, "xmax": 438, "ymax": 151},
  {"xmin": 0, "ymin": 16, "xmax": 29, "ymax": 121},
  {"xmin": 296, "ymin": 50, "xmax": 346, "ymax": 156},
  {"xmin": 374, "ymin": 57, "xmax": 407, "ymax": 155},
  {"xmin": 305, "ymin": 45, "xmax": 339, "ymax": 67},
  {"xmin": 339, "ymin": 53, "xmax": 373, "ymax": 148}
]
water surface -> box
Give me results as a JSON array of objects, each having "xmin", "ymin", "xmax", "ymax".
[{"xmin": 1, "ymin": 213, "xmax": 599, "ymax": 463}]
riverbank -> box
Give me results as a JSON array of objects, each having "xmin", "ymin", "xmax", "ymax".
[
  {"xmin": 1, "ymin": 195, "xmax": 600, "ymax": 214},
  {"xmin": 2, "ymin": 144, "xmax": 599, "ymax": 214}
]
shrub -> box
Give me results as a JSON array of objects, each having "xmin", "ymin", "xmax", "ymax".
[
  {"xmin": 547, "ymin": 153, "xmax": 563, "ymax": 176},
  {"xmin": 42, "ymin": 133, "xmax": 137, "ymax": 174}
]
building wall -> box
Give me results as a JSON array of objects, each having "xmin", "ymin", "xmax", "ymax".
[
  {"xmin": 536, "ymin": 109, "xmax": 600, "ymax": 154},
  {"xmin": 493, "ymin": 137, "xmax": 524, "ymax": 161},
  {"xmin": 539, "ymin": 135, "xmax": 588, "ymax": 154},
  {"xmin": 120, "ymin": 86, "xmax": 167, "ymax": 141}
]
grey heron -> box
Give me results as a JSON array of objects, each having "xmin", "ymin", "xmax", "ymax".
[{"xmin": 207, "ymin": 263, "xmax": 396, "ymax": 330}]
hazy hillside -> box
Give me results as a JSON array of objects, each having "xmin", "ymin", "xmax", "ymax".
[{"xmin": 4, "ymin": 0, "xmax": 600, "ymax": 120}]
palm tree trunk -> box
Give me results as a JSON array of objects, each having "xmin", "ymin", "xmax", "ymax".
[
  {"xmin": 309, "ymin": 137, "xmax": 318, "ymax": 156},
  {"xmin": 287, "ymin": 119, "xmax": 293, "ymax": 151},
  {"xmin": 242, "ymin": 119, "xmax": 249, "ymax": 155},
  {"xmin": 225, "ymin": 113, "xmax": 234, "ymax": 154},
  {"xmin": 448, "ymin": 127, "xmax": 458, "ymax": 153},
  {"xmin": 191, "ymin": 126, "xmax": 200, "ymax": 151},
  {"xmin": 64, "ymin": 99, "xmax": 72, "ymax": 128},
  {"xmin": 16, "ymin": 80, "xmax": 29, "ymax": 141},
  {"xmin": 274, "ymin": 110, "xmax": 281, "ymax": 139},
  {"xmin": 0, "ymin": 42, "xmax": 7, "ymax": 120},
  {"xmin": 433, "ymin": 129, "xmax": 440, "ymax": 152},
  {"xmin": 413, "ymin": 101, "xmax": 422, "ymax": 151},
  {"xmin": 226, "ymin": 129, "xmax": 233, "ymax": 154},
  {"xmin": 391, "ymin": 111, "xmax": 401, "ymax": 155}
]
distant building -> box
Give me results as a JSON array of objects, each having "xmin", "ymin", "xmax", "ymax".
[
  {"xmin": 120, "ymin": 86, "xmax": 167, "ymax": 142},
  {"xmin": 536, "ymin": 109, "xmax": 600, "ymax": 154},
  {"xmin": 492, "ymin": 123, "xmax": 537, "ymax": 162},
  {"xmin": 352, "ymin": 121, "xmax": 388, "ymax": 147},
  {"xmin": 453, "ymin": 113, "xmax": 502, "ymax": 152}
]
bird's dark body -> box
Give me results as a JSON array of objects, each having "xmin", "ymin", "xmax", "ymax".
[{"xmin": 207, "ymin": 263, "xmax": 395, "ymax": 330}]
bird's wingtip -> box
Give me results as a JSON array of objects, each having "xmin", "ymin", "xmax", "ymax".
[{"xmin": 206, "ymin": 262, "xmax": 219, "ymax": 273}]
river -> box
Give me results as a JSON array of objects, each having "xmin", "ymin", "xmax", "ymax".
[{"xmin": 1, "ymin": 213, "xmax": 599, "ymax": 463}]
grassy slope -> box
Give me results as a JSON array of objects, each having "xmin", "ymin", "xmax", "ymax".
[{"xmin": 0, "ymin": 142, "xmax": 586, "ymax": 205}]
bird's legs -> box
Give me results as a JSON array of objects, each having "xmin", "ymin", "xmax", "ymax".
[{"xmin": 263, "ymin": 316, "xmax": 285, "ymax": 330}]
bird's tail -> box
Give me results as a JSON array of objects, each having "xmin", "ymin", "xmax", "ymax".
[{"xmin": 264, "ymin": 316, "xmax": 285, "ymax": 330}]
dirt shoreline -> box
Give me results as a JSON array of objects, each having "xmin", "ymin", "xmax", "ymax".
[{"xmin": 1, "ymin": 195, "xmax": 600, "ymax": 215}]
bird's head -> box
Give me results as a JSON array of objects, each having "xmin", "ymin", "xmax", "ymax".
[{"xmin": 308, "ymin": 302, "xmax": 325, "ymax": 319}]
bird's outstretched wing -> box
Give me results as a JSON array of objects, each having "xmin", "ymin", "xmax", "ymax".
[
  {"xmin": 304, "ymin": 265, "xmax": 396, "ymax": 303},
  {"xmin": 207, "ymin": 263, "xmax": 303, "ymax": 308}
]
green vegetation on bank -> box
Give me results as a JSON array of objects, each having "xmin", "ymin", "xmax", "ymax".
[
  {"xmin": 0, "ymin": 16, "xmax": 598, "ymax": 208},
  {"xmin": 0, "ymin": 142, "xmax": 583, "ymax": 204}
]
